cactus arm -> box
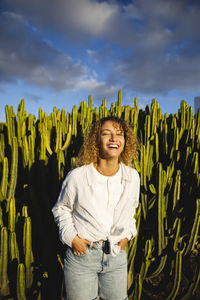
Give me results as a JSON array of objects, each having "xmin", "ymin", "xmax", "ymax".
[
  {"xmin": 140, "ymin": 239, "xmax": 152, "ymax": 281},
  {"xmin": 151, "ymin": 255, "xmax": 168, "ymax": 278},
  {"xmin": 61, "ymin": 124, "xmax": 72, "ymax": 151},
  {"xmin": 0, "ymin": 227, "xmax": 9, "ymax": 297},
  {"xmin": 23, "ymin": 217, "xmax": 34, "ymax": 289},
  {"xmin": 17, "ymin": 263, "xmax": 26, "ymax": 300},
  {"xmin": 0, "ymin": 157, "xmax": 8, "ymax": 201},
  {"xmin": 128, "ymin": 204, "xmax": 141, "ymax": 267},
  {"xmin": 173, "ymin": 218, "xmax": 181, "ymax": 252},
  {"xmin": 158, "ymin": 163, "xmax": 165, "ymax": 256},
  {"xmin": 7, "ymin": 137, "xmax": 18, "ymax": 205},
  {"xmin": 166, "ymin": 251, "xmax": 182, "ymax": 300},
  {"xmin": 133, "ymin": 274, "xmax": 142, "ymax": 300},
  {"xmin": 9, "ymin": 231, "xmax": 19, "ymax": 262},
  {"xmin": 184, "ymin": 199, "xmax": 200, "ymax": 255},
  {"xmin": 72, "ymin": 106, "xmax": 77, "ymax": 137},
  {"xmin": 8, "ymin": 197, "xmax": 16, "ymax": 232}
]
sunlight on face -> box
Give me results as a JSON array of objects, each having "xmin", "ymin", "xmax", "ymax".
[{"xmin": 99, "ymin": 121, "xmax": 125, "ymax": 160}]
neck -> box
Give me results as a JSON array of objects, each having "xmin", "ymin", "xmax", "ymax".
[{"xmin": 95, "ymin": 158, "xmax": 119, "ymax": 176}]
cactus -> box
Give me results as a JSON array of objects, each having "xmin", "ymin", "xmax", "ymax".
[
  {"xmin": 117, "ymin": 90, "xmax": 122, "ymax": 118},
  {"xmin": 72, "ymin": 106, "xmax": 77, "ymax": 137},
  {"xmin": 149, "ymin": 254, "xmax": 168, "ymax": 278},
  {"xmin": 133, "ymin": 274, "xmax": 142, "ymax": 300},
  {"xmin": 166, "ymin": 251, "xmax": 182, "ymax": 300},
  {"xmin": 158, "ymin": 163, "xmax": 166, "ymax": 256},
  {"xmin": 140, "ymin": 239, "xmax": 152, "ymax": 281},
  {"xmin": 173, "ymin": 218, "xmax": 181, "ymax": 252},
  {"xmin": 61, "ymin": 124, "xmax": 72, "ymax": 151},
  {"xmin": 28, "ymin": 134, "xmax": 35, "ymax": 168},
  {"xmin": 5, "ymin": 105, "xmax": 15, "ymax": 146},
  {"xmin": 22, "ymin": 136, "xmax": 29, "ymax": 167},
  {"xmin": 0, "ymin": 227, "xmax": 9, "ymax": 296},
  {"xmin": 7, "ymin": 136, "xmax": 18, "ymax": 204},
  {"xmin": 9, "ymin": 231, "xmax": 19, "ymax": 262},
  {"xmin": 0, "ymin": 94, "xmax": 200, "ymax": 299},
  {"xmin": 184, "ymin": 198, "xmax": 200, "ymax": 255},
  {"xmin": 8, "ymin": 197, "xmax": 16, "ymax": 232},
  {"xmin": 0, "ymin": 157, "xmax": 8, "ymax": 201},
  {"xmin": 17, "ymin": 99, "xmax": 26, "ymax": 147},
  {"xmin": 17, "ymin": 263, "xmax": 26, "ymax": 300},
  {"xmin": 22, "ymin": 205, "xmax": 28, "ymax": 218},
  {"xmin": 127, "ymin": 204, "xmax": 141, "ymax": 290},
  {"xmin": 23, "ymin": 217, "xmax": 34, "ymax": 289}
]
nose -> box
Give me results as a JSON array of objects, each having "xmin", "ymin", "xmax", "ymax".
[{"xmin": 109, "ymin": 133, "xmax": 117, "ymax": 141}]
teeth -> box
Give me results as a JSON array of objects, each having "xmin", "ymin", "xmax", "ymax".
[{"xmin": 108, "ymin": 145, "xmax": 118, "ymax": 148}]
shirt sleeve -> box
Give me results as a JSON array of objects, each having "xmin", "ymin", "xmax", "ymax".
[
  {"xmin": 52, "ymin": 174, "xmax": 78, "ymax": 247},
  {"xmin": 124, "ymin": 170, "xmax": 140, "ymax": 241}
]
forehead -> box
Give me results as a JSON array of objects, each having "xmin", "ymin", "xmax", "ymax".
[{"xmin": 101, "ymin": 120, "xmax": 123, "ymax": 131}]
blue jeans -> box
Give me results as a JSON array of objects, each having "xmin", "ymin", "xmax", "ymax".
[{"xmin": 64, "ymin": 242, "xmax": 128, "ymax": 300}]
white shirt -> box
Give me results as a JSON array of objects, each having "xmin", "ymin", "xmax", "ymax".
[{"xmin": 52, "ymin": 162, "xmax": 140, "ymax": 256}]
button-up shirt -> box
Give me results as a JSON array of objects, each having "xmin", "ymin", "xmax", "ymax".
[{"xmin": 52, "ymin": 162, "xmax": 140, "ymax": 256}]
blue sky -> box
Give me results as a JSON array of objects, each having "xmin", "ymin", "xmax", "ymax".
[{"xmin": 1, "ymin": 0, "xmax": 200, "ymax": 121}]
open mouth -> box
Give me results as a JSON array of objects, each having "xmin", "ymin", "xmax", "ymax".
[{"xmin": 108, "ymin": 144, "xmax": 119, "ymax": 149}]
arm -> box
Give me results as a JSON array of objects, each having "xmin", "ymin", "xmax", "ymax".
[
  {"xmin": 52, "ymin": 177, "xmax": 78, "ymax": 247},
  {"xmin": 118, "ymin": 170, "xmax": 140, "ymax": 249},
  {"xmin": 52, "ymin": 174, "xmax": 91, "ymax": 253}
]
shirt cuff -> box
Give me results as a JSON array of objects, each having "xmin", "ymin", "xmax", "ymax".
[
  {"xmin": 123, "ymin": 226, "xmax": 137, "ymax": 241},
  {"xmin": 61, "ymin": 228, "xmax": 78, "ymax": 248}
]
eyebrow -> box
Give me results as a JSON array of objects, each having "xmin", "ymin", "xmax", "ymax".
[
  {"xmin": 101, "ymin": 128, "xmax": 123, "ymax": 133},
  {"xmin": 101, "ymin": 129, "xmax": 111, "ymax": 131}
]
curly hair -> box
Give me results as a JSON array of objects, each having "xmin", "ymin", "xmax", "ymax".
[{"xmin": 74, "ymin": 116, "xmax": 140, "ymax": 168}]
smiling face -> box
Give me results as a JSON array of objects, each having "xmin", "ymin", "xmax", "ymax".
[{"xmin": 98, "ymin": 120, "xmax": 125, "ymax": 160}]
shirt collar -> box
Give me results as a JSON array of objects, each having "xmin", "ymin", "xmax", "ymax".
[{"xmin": 86, "ymin": 162, "xmax": 131, "ymax": 186}]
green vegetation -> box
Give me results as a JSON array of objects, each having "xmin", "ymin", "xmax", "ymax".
[{"xmin": 0, "ymin": 91, "xmax": 200, "ymax": 299}]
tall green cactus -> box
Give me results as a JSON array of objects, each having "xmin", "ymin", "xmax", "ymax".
[
  {"xmin": 127, "ymin": 204, "xmax": 141, "ymax": 291},
  {"xmin": 7, "ymin": 136, "xmax": 18, "ymax": 207},
  {"xmin": 139, "ymin": 239, "xmax": 152, "ymax": 281},
  {"xmin": 8, "ymin": 197, "xmax": 16, "ymax": 232},
  {"xmin": 158, "ymin": 163, "xmax": 166, "ymax": 256},
  {"xmin": 166, "ymin": 251, "xmax": 182, "ymax": 300},
  {"xmin": 23, "ymin": 217, "xmax": 34, "ymax": 289},
  {"xmin": 72, "ymin": 105, "xmax": 77, "ymax": 137},
  {"xmin": 0, "ymin": 227, "xmax": 9, "ymax": 296},
  {"xmin": 0, "ymin": 157, "xmax": 8, "ymax": 201},
  {"xmin": 5, "ymin": 105, "xmax": 15, "ymax": 146},
  {"xmin": 0, "ymin": 94, "xmax": 200, "ymax": 300},
  {"xmin": 17, "ymin": 263, "xmax": 26, "ymax": 300},
  {"xmin": 9, "ymin": 231, "xmax": 20, "ymax": 262},
  {"xmin": 184, "ymin": 198, "xmax": 200, "ymax": 255}
]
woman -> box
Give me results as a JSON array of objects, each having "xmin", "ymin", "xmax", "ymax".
[{"xmin": 52, "ymin": 116, "xmax": 140, "ymax": 300}]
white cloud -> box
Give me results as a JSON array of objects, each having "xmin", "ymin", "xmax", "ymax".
[
  {"xmin": 66, "ymin": 0, "xmax": 118, "ymax": 36},
  {"xmin": 0, "ymin": 10, "xmax": 119, "ymax": 97},
  {"xmin": 79, "ymin": 77, "xmax": 118, "ymax": 97},
  {"xmin": 3, "ymin": 0, "xmax": 133, "ymax": 44},
  {"xmin": 2, "ymin": 0, "xmax": 200, "ymax": 97}
]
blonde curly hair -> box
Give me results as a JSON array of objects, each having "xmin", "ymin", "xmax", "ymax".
[{"xmin": 74, "ymin": 116, "xmax": 140, "ymax": 168}]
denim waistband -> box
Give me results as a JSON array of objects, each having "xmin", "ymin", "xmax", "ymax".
[
  {"xmin": 89, "ymin": 241, "xmax": 104, "ymax": 248},
  {"xmin": 90, "ymin": 240, "xmax": 110, "ymax": 254}
]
